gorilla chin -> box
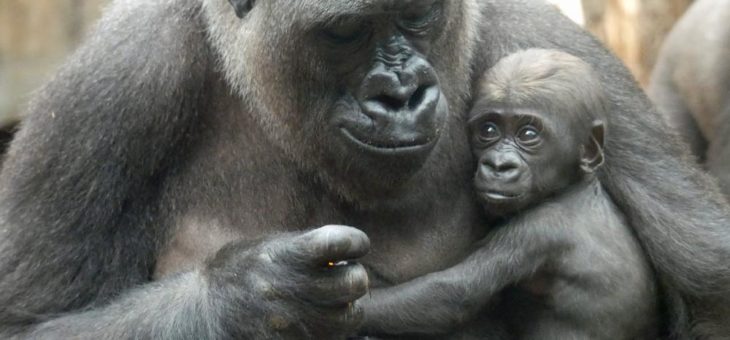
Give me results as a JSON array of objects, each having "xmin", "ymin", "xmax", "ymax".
[
  {"xmin": 477, "ymin": 190, "xmax": 529, "ymax": 216},
  {"xmin": 475, "ymin": 180, "xmax": 531, "ymax": 216},
  {"xmin": 324, "ymin": 93, "xmax": 448, "ymax": 199}
]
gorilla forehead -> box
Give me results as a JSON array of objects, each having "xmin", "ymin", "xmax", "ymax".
[
  {"xmin": 271, "ymin": 0, "xmax": 444, "ymax": 22},
  {"xmin": 295, "ymin": 0, "xmax": 438, "ymax": 12}
]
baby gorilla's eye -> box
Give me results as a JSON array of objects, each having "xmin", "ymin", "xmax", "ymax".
[
  {"xmin": 516, "ymin": 126, "xmax": 541, "ymax": 146},
  {"xmin": 479, "ymin": 122, "xmax": 501, "ymax": 143}
]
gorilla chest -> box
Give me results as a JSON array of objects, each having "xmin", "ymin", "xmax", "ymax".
[
  {"xmin": 360, "ymin": 222, "xmax": 481, "ymax": 286},
  {"xmin": 317, "ymin": 193, "xmax": 485, "ymax": 286},
  {"xmin": 155, "ymin": 183, "xmax": 482, "ymax": 285}
]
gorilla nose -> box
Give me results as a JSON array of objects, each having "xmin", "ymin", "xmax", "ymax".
[
  {"xmin": 361, "ymin": 60, "xmax": 436, "ymax": 109},
  {"xmin": 360, "ymin": 84, "xmax": 439, "ymax": 131},
  {"xmin": 483, "ymin": 153, "xmax": 522, "ymax": 182},
  {"xmin": 356, "ymin": 60, "xmax": 442, "ymax": 148},
  {"xmin": 365, "ymin": 72, "xmax": 430, "ymax": 112}
]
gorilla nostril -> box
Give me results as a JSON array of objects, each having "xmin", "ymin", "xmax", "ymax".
[
  {"xmin": 503, "ymin": 167, "xmax": 520, "ymax": 178},
  {"xmin": 408, "ymin": 85, "xmax": 428, "ymax": 110},
  {"xmin": 496, "ymin": 163, "xmax": 518, "ymax": 172},
  {"xmin": 372, "ymin": 94, "xmax": 406, "ymax": 110}
]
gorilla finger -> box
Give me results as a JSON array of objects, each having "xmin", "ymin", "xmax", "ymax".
[
  {"xmin": 304, "ymin": 263, "xmax": 370, "ymax": 306},
  {"xmin": 292, "ymin": 225, "xmax": 371, "ymax": 265}
]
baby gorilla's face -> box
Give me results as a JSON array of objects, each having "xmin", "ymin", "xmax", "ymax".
[{"xmin": 468, "ymin": 106, "xmax": 582, "ymax": 216}]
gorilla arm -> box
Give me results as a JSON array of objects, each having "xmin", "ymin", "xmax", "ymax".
[
  {"xmin": 0, "ymin": 2, "xmax": 208, "ymax": 336},
  {"xmin": 359, "ymin": 205, "xmax": 571, "ymax": 336},
  {"xmin": 0, "ymin": 2, "xmax": 367, "ymax": 339},
  {"xmin": 705, "ymin": 104, "xmax": 730, "ymax": 198},
  {"xmin": 19, "ymin": 227, "xmax": 370, "ymax": 339}
]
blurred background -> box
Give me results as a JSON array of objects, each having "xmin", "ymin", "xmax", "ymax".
[
  {"xmin": 0, "ymin": 0, "xmax": 104, "ymax": 128},
  {"xmin": 0, "ymin": 0, "xmax": 694, "ymax": 128}
]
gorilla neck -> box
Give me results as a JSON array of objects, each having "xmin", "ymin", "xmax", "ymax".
[
  {"xmin": 318, "ymin": 169, "xmax": 435, "ymax": 210},
  {"xmin": 323, "ymin": 139, "xmax": 471, "ymax": 210}
]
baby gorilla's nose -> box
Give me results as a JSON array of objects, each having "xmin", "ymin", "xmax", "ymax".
[{"xmin": 482, "ymin": 151, "xmax": 524, "ymax": 183}]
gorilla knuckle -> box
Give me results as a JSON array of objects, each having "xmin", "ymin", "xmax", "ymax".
[
  {"xmin": 303, "ymin": 225, "xmax": 370, "ymax": 259},
  {"xmin": 303, "ymin": 263, "xmax": 369, "ymax": 306},
  {"xmin": 341, "ymin": 263, "xmax": 370, "ymax": 297}
]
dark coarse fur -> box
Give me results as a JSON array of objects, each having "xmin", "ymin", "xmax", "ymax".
[
  {"xmin": 0, "ymin": 0, "xmax": 206, "ymax": 324},
  {"xmin": 358, "ymin": 49, "xmax": 658, "ymax": 340},
  {"xmin": 0, "ymin": 0, "xmax": 728, "ymax": 339},
  {"xmin": 705, "ymin": 104, "xmax": 730, "ymax": 203},
  {"xmin": 649, "ymin": 0, "xmax": 730, "ymax": 201},
  {"xmin": 359, "ymin": 182, "xmax": 658, "ymax": 340},
  {"xmin": 476, "ymin": 2, "xmax": 730, "ymax": 338},
  {"xmin": 0, "ymin": 1, "xmax": 213, "ymax": 337}
]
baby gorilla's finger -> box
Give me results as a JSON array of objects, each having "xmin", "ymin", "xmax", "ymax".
[
  {"xmin": 304, "ymin": 262, "xmax": 370, "ymax": 307},
  {"xmin": 293, "ymin": 225, "xmax": 371, "ymax": 266}
]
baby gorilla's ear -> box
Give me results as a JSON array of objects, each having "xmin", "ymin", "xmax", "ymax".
[
  {"xmin": 228, "ymin": 0, "xmax": 256, "ymax": 18},
  {"xmin": 580, "ymin": 120, "xmax": 605, "ymax": 173}
]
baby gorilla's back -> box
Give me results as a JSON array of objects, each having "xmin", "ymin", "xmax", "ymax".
[
  {"xmin": 357, "ymin": 180, "xmax": 658, "ymax": 340},
  {"xmin": 499, "ymin": 181, "xmax": 657, "ymax": 339}
]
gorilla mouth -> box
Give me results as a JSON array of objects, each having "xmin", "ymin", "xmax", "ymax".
[
  {"xmin": 480, "ymin": 190, "xmax": 524, "ymax": 202},
  {"xmin": 339, "ymin": 128, "xmax": 438, "ymax": 155}
]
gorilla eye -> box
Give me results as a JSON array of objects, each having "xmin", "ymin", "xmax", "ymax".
[
  {"xmin": 516, "ymin": 126, "xmax": 541, "ymax": 146},
  {"xmin": 321, "ymin": 18, "xmax": 369, "ymax": 44},
  {"xmin": 479, "ymin": 122, "xmax": 501, "ymax": 143},
  {"xmin": 398, "ymin": 2, "xmax": 442, "ymax": 34}
]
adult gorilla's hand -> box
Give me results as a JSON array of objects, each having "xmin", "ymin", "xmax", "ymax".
[{"xmin": 206, "ymin": 225, "xmax": 370, "ymax": 339}]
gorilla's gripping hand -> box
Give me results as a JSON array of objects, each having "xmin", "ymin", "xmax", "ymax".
[
  {"xmin": 206, "ymin": 225, "xmax": 371, "ymax": 339},
  {"xmin": 16, "ymin": 226, "xmax": 370, "ymax": 339}
]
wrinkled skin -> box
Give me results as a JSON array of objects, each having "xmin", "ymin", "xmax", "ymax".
[{"xmin": 0, "ymin": 0, "xmax": 729, "ymax": 339}]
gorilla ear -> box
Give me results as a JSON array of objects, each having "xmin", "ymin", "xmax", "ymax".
[
  {"xmin": 228, "ymin": 0, "xmax": 256, "ymax": 18},
  {"xmin": 580, "ymin": 120, "xmax": 605, "ymax": 173}
]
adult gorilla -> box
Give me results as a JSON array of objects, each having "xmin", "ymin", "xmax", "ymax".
[
  {"xmin": 649, "ymin": 0, "xmax": 730, "ymax": 199},
  {"xmin": 0, "ymin": 0, "xmax": 729, "ymax": 338}
]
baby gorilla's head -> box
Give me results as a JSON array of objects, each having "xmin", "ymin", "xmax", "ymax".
[{"xmin": 469, "ymin": 49, "xmax": 608, "ymax": 216}]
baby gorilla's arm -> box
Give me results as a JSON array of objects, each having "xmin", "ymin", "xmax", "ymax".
[{"xmin": 358, "ymin": 208, "xmax": 573, "ymax": 336}]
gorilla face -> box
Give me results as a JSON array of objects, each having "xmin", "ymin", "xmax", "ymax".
[
  {"xmin": 204, "ymin": 0, "xmax": 478, "ymax": 199},
  {"xmin": 469, "ymin": 107, "xmax": 583, "ymax": 216}
]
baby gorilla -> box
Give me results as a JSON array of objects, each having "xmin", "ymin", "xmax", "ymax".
[{"xmin": 359, "ymin": 49, "xmax": 657, "ymax": 339}]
